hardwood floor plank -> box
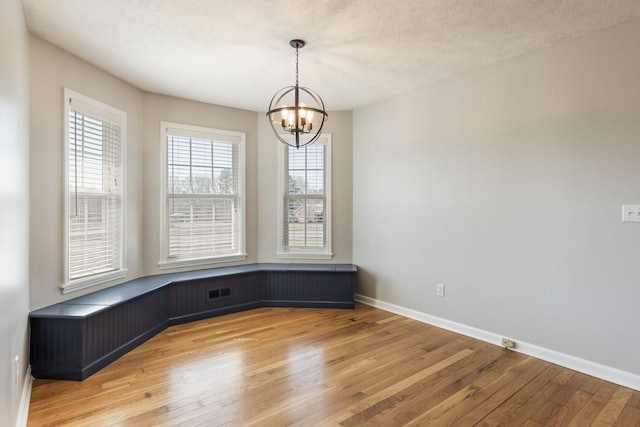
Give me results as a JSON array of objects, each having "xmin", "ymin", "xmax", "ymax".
[
  {"xmin": 591, "ymin": 386, "xmax": 634, "ymax": 427},
  {"xmin": 580, "ymin": 374, "xmax": 604, "ymax": 394},
  {"xmin": 448, "ymin": 357, "xmax": 549, "ymax": 426},
  {"xmin": 525, "ymin": 368, "xmax": 576, "ymax": 424},
  {"xmin": 27, "ymin": 304, "xmax": 639, "ymax": 427},
  {"xmin": 614, "ymin": 404, "xmax": 640, "ymax": 427},
  {"xmin": 530, "ymin": 401, "xmax": 562, "ymax": 425},
  {"xmin": 474, "ymin": 364, "xmax": 564, "ymax": 426},
  {"xmin": 545, "ymin": 389, "xmax": 593, "ymax": 427},
  {"xmin": 375, "ymin": 346, "xmax": 509, "ymax": 425},
  {"xmin": 548, "ymin": 371, "xmax": 587, "ymax": 406},
  {"xmin": 627, "ymin": 390, "xmax": 640, "ymax": 408},
  {"xmin": 566, "ymin": 381, "xmax": 620, "ymax": 426},
  {"xmin": 314, "ymin": 348, "xmax": 476, "ymax": 426}
]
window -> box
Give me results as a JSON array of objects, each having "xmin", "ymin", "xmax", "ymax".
[
  {"xmin": 62, "ymin": 89, "xmax": 127, "ymax": 293},
  {"xmin": 278, "ymin": 134, "xmax": 332, "ymax": 259},
  {"xmin": 160, "ymin": 122, "xmax": 246, "ymax": 268}
]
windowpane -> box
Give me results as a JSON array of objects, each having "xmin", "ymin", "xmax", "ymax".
[
  {"xmin": 66, "ymin": 95, "xmax": 124, "ymax": 283},
  {"xmin": 306, "ymin": 145, "xmax": 324, "ymax": 169},
  {"xmin": 167, "ymin": 196, "xmax": 238, "ymax": 258},
  {"xmin": 283, "ymin": 142, "xmax": 328, "ymax": 251},
  {"xmin": 191, "ymin": 138, "xmax": 212, "ymax": 167},
  {"xmin": 215, "ymin": 168, "xmax": 234, "ymax": 194},
  {"xmin": 285, "ymin": 199, "xmax": 324, "ymax": 248},
  {"xmin": 192, "ymin": 167, "xmax": 214, "ymax": 193},
  {"xmin": 306, "ymin": 170, "xmax": 324, "ymax": 194},
  {"xmin": 288, "ymin": 148, "xmax": 306, "ymax": 170},
  {"xmin": 288, "ymin": 171, "xmax": 306, "ymax": 194},
  {"xmin": 169, "ymin": 165, "xmax": 191, "ymax": 194},
  {"xmin": 165, "ymin": 126, "xmax": 244, "ymax": 262},
  {"xmin": 168, "ymin": 136, "xmax": 191, "ymax": 165}
]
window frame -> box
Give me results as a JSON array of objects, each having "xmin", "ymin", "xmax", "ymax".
[
  {"xmin": 159, "ymin": 121, "xmax": 247, "ymax": 270},
  {"xmin": 277, "ymin": 133, "xmax": 333, "ymax": 259},
  {"xmin": 61, "ymin": 89, "xmax": 128, "ymax": 294}
]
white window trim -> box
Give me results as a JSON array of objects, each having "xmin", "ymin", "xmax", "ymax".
[
  {"xmin": 159, "ymin": 122, "xmax": 247, "ymax": 270},
  {"xmin": 276, "ymin": 134, "xmax": 333, "ymax": 260},
  {"xmin": 61, "ymin": 89, "xmax": 128, "ymax": 294}
]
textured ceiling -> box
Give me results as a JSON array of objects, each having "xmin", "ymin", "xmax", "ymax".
[{"xmin": 22, "ymin": 0, "xmax": 640, "ymax": 112}]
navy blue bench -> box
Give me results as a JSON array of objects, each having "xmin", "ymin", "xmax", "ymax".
[{"xmin": 29, "ymin": 263, "xmax": 356, "ymax": 380}]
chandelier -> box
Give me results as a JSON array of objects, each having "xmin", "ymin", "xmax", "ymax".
[{"xmin": 266, "ymin": 39, "xmax": 328, "ymax": 149}]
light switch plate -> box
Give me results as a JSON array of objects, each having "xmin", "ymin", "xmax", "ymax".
[{"xmin": 622, "ymin": 205, "xmax": 640, "ymax": 222}]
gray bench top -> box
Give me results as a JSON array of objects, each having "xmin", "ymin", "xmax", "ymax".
[{"xmin": 30, "ymin": 263, "xmax": 357, "ymax": 319}]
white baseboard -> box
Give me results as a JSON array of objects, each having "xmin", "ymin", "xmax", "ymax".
[
  {"xmin": 16, "ymin": 366, "xmax": 32, "ymax": 427},
  {"xmin": 355, "ymin": 294, "xmax": 640, "ymax": 391}
]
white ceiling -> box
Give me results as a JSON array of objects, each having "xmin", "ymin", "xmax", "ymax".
[{"xmin": 22, "ymin": 0, "xmax": 640, "ymax": 112}]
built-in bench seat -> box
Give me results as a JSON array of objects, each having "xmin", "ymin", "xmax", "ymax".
[{"xmin": 29, "ymin": 263, "xmax": 356, "ymax": 380}]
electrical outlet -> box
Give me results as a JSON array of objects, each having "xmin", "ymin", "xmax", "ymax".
[
  {"xmin": 622, "ymin": 205, "xmax": 640, "ymax": 222},
  {"xmin": 436, "ymin": 283, "xmax": 445, "ymax": 297},
  {"xmin": 501, "ymin": 338, "xmax": 515, "ymax": 350}
]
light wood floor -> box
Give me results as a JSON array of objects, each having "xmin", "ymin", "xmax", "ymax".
[{"xmin": 28, "ymin": 304, "xmax": 640, "ymax": 426}]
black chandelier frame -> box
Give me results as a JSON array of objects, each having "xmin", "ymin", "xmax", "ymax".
[{"xmin": 266, "ymin": 39, "xmax": 328, "ymax": 149}]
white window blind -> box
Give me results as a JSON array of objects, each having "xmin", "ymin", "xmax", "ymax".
[
  {"xmin": 162, "ymin": 123, "xmax": 245, "ymax": 266},
  {"xmin": 64, "ymin": 90, "xmax": 126, "ymax": 290},
  {"xmin": 278, "ymin": 134, "xmax": 332, "ymax": 258},
  {"xmin": 285, "ymin": 144, "xmax": 326, "ymax": 248}
]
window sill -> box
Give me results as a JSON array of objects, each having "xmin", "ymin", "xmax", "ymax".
[
  {"xmin": 276, "ymin": 251, "xmax": 334, "ymax": 260},
  {"xmin": 60, "ymin": 269, "xmax": 129, "ymax": 295},
  {"xmin": 158, "ymin": 253, "xmax": 248, "ymax": 271}
]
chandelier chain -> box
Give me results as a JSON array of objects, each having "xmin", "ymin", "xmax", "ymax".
[{"xmin": 295, "ymin": 46, "xmax": 299, "ymax": 86}]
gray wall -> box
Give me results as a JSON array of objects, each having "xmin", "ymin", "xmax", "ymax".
[
  {"xmin": 25, "ymin": 0, "xmax": 638, "ymax": 389},
  {"xmin": 30, "ymin": 34, "xmax": 350, "ymax": 309},
  {"xmin": 0, "ymin": 0, "xmax": 31, "ymax": 424},
  {"xmin": 30, "ymin": 36, "xmax": 145, "ymax": 309},
  {"xmin": 29, "ymin": 37, "xmax": 263, "ymax": 308},
  {"xmin": 142, "ymin": 93, "xmax": 260, "ymax": 274},
  {"xmin": 353, "ymin": 18, "xmax": 640, "ymax": 375},
  {"xmin": 258, "ymin": 110, "xmax": 353, "ymax": 263}
]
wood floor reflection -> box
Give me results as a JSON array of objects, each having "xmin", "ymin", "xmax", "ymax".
[{"xmin": 28, "ymin": 304, "xmax": 640, "ymax": 426}]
